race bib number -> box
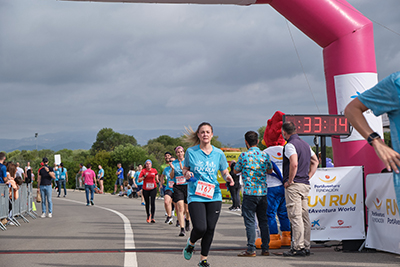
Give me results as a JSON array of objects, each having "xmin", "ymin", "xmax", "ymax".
[
  {"xmin": 176, "ymin": 176, "xmax": 186, "ymax": 185},
  {"xmin": 168, "ymin": 180, "xmax": 174, "ymax": 188},
  {"xmin": 146, "ymin": 183, "xmax": 155, "ymax": 190},
  {"xmin": 195, "ymin": 181, "xmax": 215, "ymax": 199}
]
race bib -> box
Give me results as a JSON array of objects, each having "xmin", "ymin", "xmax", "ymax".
[
  {"xmin": 168, "ymin": 180, "xmax": 174, "ymax": 188},
  {"xmin": 176, "ymin": 176, "xmax": 186, "ymax": 185},
  {"xmin": 146, "ymin": 183, "xmax": 155, "ymax": 190},
  {"xmin": 195, "ymin": 181, "xmax": 215, "ymax": 199}
]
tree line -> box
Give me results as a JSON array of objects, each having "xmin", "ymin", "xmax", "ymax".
[{"xmin": 4, "ymin": 128, "xmax": 222, "ymax": 193}]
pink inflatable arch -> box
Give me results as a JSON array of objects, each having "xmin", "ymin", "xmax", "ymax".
[{"xmin": 68, "ymin": 0, "xmax": 385, "ymax": 176}]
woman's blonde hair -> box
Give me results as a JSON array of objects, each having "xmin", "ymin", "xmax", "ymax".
[{"xmin": 184, "ymin": 122, "xmax": 213, "ymax": 146}]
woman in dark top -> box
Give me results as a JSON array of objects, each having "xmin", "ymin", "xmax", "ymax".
[{"xmin": 228, "ymin": 161, "xmax": 241, "ymax": 211}]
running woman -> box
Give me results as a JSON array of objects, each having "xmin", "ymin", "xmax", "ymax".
[
  {"xmin": 163, "ymin": 157, "xmax": 175, "ymax": 225},
  {"xmin": 98, "ymin": 165, "xmax": 104, "ymax": 194},
  {"xmin": 182, "ymin": 122, "xmax": 234, "ymax": 267},
  {"xmin": 134, "ymin": 164, "xmax": 145, "ymax": 205},
  {"xmin": 171, "ymin": 146, "xmax": 191, "ymax": 236},
  {"xmin": 138, "ymin": 160, "xmax": 159, "ymax": 223}
]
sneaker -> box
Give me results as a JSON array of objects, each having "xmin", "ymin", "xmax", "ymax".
[
  {"xmin": 86, "ymin": 203, "xmax": 90, "ymax": 206},
  {"xmin": 111, "ymin": 192, "xmax": 116, "ymax": 195},
  {"xmin": 40, "ymin": 213, "xmax": 46, "ymax": 218},
  {"xmin": 7, "ymin": 220, "xmax": 15, "ymax": 226},
  {"xmin": 57, "ymin": 195, "xmax": 60, "ymax": 198},
  {"xmin": 168, "ymin": 217, "xmax": 173, "ymax": 225},
  {"xmin": 48, "ymin": 213, "xmax": 52, "ymax": 218},
  {"xmin": 185, "ymin": 220, "xmax": 191, "ymax": 232},
  {"xmin": 151, "ymin": 219, "xmax": 156, "ymax": 223},
  {"xmin": 179, "ymin": 228, "xmax": 186, "ymax": 236},
  {"xmin": 261, "ymin": 250, "xmax": 270, "ymax": 256},
  {"xmin": 283, "ymin": 248, "xmax": 306, "ymax": 257},
  {"xmin": 237, "ymin": 251, "xmax": 256, "ymax": 257},
  {"xmin": 228, "ymin": 206, "xmax": 234, "ymax": 211},
  {"xmin": 176, "ymin": 220, "xmax": 180, "ymax": 227},
  {"xmin": 141, "ymin": 202, "xmax": 145, "ymax": 206},
  {"xmin": 304, "ymin": 249, "xmax": 311, "ymax": 256},
  {"xmin": 146, "ymin": 216, "xmax": 151, "ymax": 223},
  {"xmin": 198, "ymin": 260, "xmax": 210, "ymax": 267},
  {"xmin": 91, "ymin": 200, "xmax": 94, "ymax": 206},
  {"xmin": 183, "ymin": 238, "xmax": 195, "ymax": 260}
]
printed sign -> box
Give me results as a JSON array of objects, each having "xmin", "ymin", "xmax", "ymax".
[
  {"xmin": 365, "ymin": 173, "xmax": 400, "ymax": 255},
  {"xmin": 309, "ymin": 166, "xmax": 365, "ymax": 240}
]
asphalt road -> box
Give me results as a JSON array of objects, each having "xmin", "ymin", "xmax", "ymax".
[{"xmin": 1, "ymin": 189, "xmax": 399, "ymax": 267}]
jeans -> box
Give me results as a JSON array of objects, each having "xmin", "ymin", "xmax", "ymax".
[
  {"xmin": 85, "ymin": 185, "xmax": 94, "ymax": 204},
  {"xmin": 229, "ymin": 185, "xmax": 241, "ymax": 208},
  {"xmin": 58, "ymin": 180, "xmax": 67, "ymax": 196},
  {"xmin": 40, "ymin": 185, "xmax": 53, "ymax": 214},
  {"xmin": 242, "ymin": 194, "xmax": 270, "ymax": 252},
  {"xmin": 285, "ymin": 183, "xmax": 311, "ymax": 250},
  {"xmin": 267, "ymin": 185, "xmax": 290, "ymax": 234}
]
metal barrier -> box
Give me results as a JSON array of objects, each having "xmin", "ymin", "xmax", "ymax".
[
  {"xmin": 74, "ymin": 173, "xmax": 85, "ymax": 191},
  {"xmin": 0, "ymin": 184, "xmax": 8, "ymax": 230},
  {"xmin": 0, "ymin": 183, "xmax": 36, "ymax": 231}
]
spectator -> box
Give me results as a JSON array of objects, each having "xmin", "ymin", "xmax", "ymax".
[
  {"xmin": 58, "ymin": 163, "xmax": 68, "ymax": 197},
  {"xmin": 15, "ymin": 162, "xmax": 25, "ymax": 180},
  {"xmin": 37, "ymin": 157, "xmax": 55, "ymax": 218},
  {"xmin": 112, "ymin": 163, "xmax": 124, "ymax": 195},
  {"xmin": 228, "ymin": 161, "xmax": 241, "ymax": 211},
  {"xmin": 127, "ymin": 165, "xmax": 136, "ymax": 188},
  {"xmin": 82, "ymin": 163, "xmax": 97, "ymax": 206},
  {"xmin": 235, "ymin": 131, "xmax": 272, "ymax": 257},
  {"xmin": 78, "ymin": 163, "xmax": 87, "ymax": 188},
  {"xmin": 281, "ymin": 122, "xmax": 319, "ymax": 257},
  {"xmin": 0, "ymin": 152, "xmax": 7, "ymax": 183}
]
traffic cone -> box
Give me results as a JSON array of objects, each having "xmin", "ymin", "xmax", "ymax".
[
  {"xmin": 32, "ymin": 202, "xmax": 37, "ymax": 212},
  {"xmin": 269, "ymin": 234, "xmax": 282, "ymax": 249},
  {"xmin": 281, "ymin": 231, "xmax": 291, "ymax": 247}
]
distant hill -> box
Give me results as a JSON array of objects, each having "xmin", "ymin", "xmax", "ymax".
[{"xmin": 0, "ymin": 127, "xmax": 330, "ymax": 153}]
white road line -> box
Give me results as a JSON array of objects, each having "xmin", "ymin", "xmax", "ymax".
[{"xmin": 62, "ymin": 199, "xmax": 137, "ymax": 267}]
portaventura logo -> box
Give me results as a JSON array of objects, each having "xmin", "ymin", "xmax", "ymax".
[
  {"xmin": 373, "ymin": 197, "xmax": 382, "ymax": 210},
  {"xmin": 318, "ymin": 174, "xmax": 337, "ymax": 184}
]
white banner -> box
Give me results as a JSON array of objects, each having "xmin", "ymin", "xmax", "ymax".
[
  {"xmin": 309, "ymin": 166, "xmax": 365, "ymax": 240},
  {"xmin": 334, "ymin": 73, "xmax": 383, "ymax": 142},
  {"xmin": 365, "ymin": 173, "xmax": 400, "ymax": 255}
]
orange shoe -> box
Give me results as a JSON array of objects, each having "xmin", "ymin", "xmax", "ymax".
[{"xmin": 146, "ymin": 216, "xmax": 151, "ymax": 223}]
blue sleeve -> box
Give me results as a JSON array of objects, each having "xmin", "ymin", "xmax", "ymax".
[
  {"xmin": 358, "ymin": 72, "xmax": 400, "ymax": 116},
  {"xmin": 270, "ymin": 161, "xmax": 283, "ymax": 182},
  {"xmin": 219, "ymin": 151, "xmax": 228, "ymax": 171}
]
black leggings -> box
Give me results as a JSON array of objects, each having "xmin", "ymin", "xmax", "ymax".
[
  {"xmin": 188, "ymin": 201, "xmax": 222, "ymax": 257},
  {"xmin": 143, "ymin": 188, "xmax": 157, "ymax": 219}
]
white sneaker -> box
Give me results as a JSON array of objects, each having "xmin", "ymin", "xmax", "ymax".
[
  {"xmin": 48, "ymin": 213, "xmax": 52, "ymax": 218},
  {"xmin": 40, "ymin": 213, "xmax": 46, "ymax": 218}
]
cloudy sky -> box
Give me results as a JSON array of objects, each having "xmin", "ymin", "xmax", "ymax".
[{"xmin": 1, "ymin": 0, "xmax": 399, "ymax": 141}]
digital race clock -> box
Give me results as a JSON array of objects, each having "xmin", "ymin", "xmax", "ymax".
[{"xmin": 283, "ymin": 115, "xmax": 351, "ymax": 136}]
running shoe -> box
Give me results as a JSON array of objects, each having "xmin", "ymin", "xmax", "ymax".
[
  {"xmin": 183, "ymin": 238, "xmax": 195, "ymax": 260},
  {"xmin": 185, "ymin": 220, "xmax": 191, "ymax": 232},
  {"xmin": 198, "ymin": 260, "xmax": 210, "ymax": 267},
  {"xmin": 90, "ymin": 200, "xmax": 94, "ymax": 206},
  {"xmin": 48, "ymin": 213, "xmax": 53, "ymax": 218},
  {"xmin": 179, "ymin": 228, "xmax": 186, "ymax": 236},
  {"xmin": 165, "ymin": 217, "xmax": 173, "ymax": 224},
  {"xmin": 228, "ymin": 206, "xmax": 234, "ymax": 211},
  {"xmin": 151, "ymin": 219, "xmax": 156, "ymax": 223},
  {"xmin": 111, "ymin": 192, "xmax": 116, "ymax": 195},
  {"xmin": 146, "ymin": 216, "xmax": 151, "ymax": 223},
  {"xmin": 176, "ymin": 220, "xmax": 180, "ymax": 227},
  {"xmin": 283, "ymin": 248, "xmax": 306, "ymax": 257},
  {"xmin": 141, "ymin": 202, "xmax": 145, "ymax": 206},
  {"xmin": 40, "ymin": 213, "xmax": 46, "ymax": 218}
]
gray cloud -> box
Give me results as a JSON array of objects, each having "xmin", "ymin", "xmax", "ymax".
[{"xmin": 1, "ymin": 0, "xmax": 399, "ymax": 141}]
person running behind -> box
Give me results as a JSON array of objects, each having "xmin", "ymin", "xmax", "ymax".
[
  {"xmin": 182, "ymin": 122, "xmax": 234, "ymax": 267},
  {"xmin": 98, "ymin": 165, "xmax": 104, "ymax": 194},
  {"xmin": 163, "ymin": 157, "xmax": 176, "ymax": 225},
  {"xmin": 82, "ymin": 163, "xmax": 97, "ymax": 206},
  {"xmin": 134, "ymin": 164, "xmax": 144, "ymax": 205},
  {"xmin": 171, "ymin": 146, "xmax": 191, "ymax": 236},
  {"xmin": 138, "ymin": 160, "xmax": 159, "ymax": 223}
]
